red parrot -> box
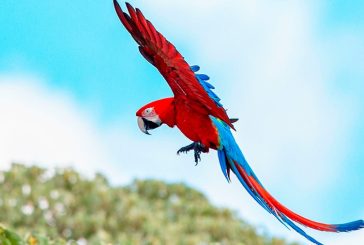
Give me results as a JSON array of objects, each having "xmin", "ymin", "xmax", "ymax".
[{"xmin": 113, "ymin": 1, "xmax": 364, "ymax": 244}]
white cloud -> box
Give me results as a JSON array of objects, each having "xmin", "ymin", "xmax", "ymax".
[{"xmin": 0, "ymin": 74, "xmax": 122, "ymax": 182}]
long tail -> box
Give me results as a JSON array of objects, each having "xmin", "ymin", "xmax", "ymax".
[{"xmin": 211, "ymin": 117, "xmax": 364, "ymax": 245}]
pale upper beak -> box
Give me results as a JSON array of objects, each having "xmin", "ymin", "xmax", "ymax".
[
  {"xmin": 137, "ymin": 117, "xmax": 150, "ymax": 135},
  {"xmin": 137, "ymin": 116, "xmax": 162, "ymax": 135}
]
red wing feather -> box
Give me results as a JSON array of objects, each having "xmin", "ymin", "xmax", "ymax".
[{"xmin": 113, "ymin": 0, "xmax": 234, "ymax": 129}]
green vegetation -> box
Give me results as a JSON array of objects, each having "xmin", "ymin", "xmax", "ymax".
[{"xmin": 0, "ymin": 164, "xmax": 298, "ymax": 245}]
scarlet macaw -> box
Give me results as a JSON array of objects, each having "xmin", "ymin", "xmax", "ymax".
[{"xmin": 113, "ymin": 1, "xmax": 364, "ymax": 244}]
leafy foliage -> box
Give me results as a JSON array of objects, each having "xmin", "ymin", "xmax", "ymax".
[{"xmin": 0, "ymin": 164, "xmax": 298, "ymax": 245}]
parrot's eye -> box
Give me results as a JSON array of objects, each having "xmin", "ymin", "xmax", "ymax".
[{"xmin": 144, "ymin": 107, "xmax": 153, "ymax": 115}]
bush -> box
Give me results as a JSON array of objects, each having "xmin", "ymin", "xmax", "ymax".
[{"xmin": 0, "ymin": 164, "xmax": 298, "ymax": 245}]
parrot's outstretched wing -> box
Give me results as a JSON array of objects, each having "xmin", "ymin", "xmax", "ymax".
[{"xmin": 113, "ymin": 1, "xmax": 234, "ymax": 129}]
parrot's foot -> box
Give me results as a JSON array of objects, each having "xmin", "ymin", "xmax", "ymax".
[{"xmin": 177, "ymin": 142, "xmax": 206, "ymax": 165}]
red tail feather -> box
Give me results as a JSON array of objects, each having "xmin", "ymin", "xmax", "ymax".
[{"xmin": 234, "ymin": 161, "xmax": 336, "ymax": 232}]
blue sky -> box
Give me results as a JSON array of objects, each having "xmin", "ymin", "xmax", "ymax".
[
  {"xmin": 0, "ymin": 0, "xmax": 173, "ymax": 121},
  {"xmin": 1, "ymin": 1, "xmax": 364, "ymax": 244}
]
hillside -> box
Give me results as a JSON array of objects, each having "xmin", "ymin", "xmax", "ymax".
[{"xmin": 0, "ymin": 164, "xmax": 298, "ymax": 245}]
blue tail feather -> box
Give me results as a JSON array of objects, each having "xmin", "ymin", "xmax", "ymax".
[
  {"xmin": 211, "ymin": 116, "xmax": 364, "ymax": 244},
  {"xmin": 281, "ymin": 216, "xmax": 323, "ymax": 245},
  {"xmin": 217, "ymin": 150, "xmax": 230, "ymax": 182},
  {"xmin": 334, "ymin": 220, "xmax": 364, "ymax": 232}
]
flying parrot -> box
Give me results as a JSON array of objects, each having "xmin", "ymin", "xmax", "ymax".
[{"xmin": 113, "ymin": 1, "xmax": 364, "ymax": 244}]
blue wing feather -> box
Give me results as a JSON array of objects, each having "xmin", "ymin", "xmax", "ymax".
[
  {"xmin": 191, "ymin": 66, "xmax": 223, "ymax": 107},
  {"xmin": 190, "ymin": 65, "xmax": 200, "ymax": 72}
]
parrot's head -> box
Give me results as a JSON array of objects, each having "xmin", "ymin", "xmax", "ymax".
[{"xmin": 136, "ymin": 97, "xmax": 175, "ymax": 135}]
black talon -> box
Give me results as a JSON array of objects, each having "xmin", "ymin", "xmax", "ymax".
[
  {"xmin": 177, "ymin": 142, "xmax": 205, "ymax": 165},
  {"xmin": 177, "ymin": 142, "xmax": 195, "ymax": 155}
]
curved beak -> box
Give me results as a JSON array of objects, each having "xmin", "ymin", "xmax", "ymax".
[
  {"xmin": 137, "ymin": 116, "xmax": 162, "ymax": 135},
  {"xmin": 137, "ymin": 117, "xmax": 150, "ymax": 135}
]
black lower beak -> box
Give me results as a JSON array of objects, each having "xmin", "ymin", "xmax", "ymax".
[
  {"xmin": 137, "ymin": 117, "xmax": 161, "ymax": 135},
  {"xmin": 143, "ymin": 118, "xmax": 160, "ymax": 130}
]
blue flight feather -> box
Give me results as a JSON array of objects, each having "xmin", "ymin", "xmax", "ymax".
[
  {"xmin": 196, "ymin": 74, "xmax": 210, "ymax": 80},
  {"xmin": 190, "ymin": 65, "xmax": 200, "ymax": 72},
  {"xmin": 190, "ymin": 66, "xmax": 223, "ymax": 107},
  {"xmin": 202, "ymin": 81, "xmax": 215, "ymax": 89}
]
